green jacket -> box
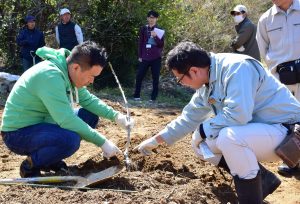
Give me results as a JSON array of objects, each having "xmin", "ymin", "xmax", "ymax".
[{"xmin": 1, "ymin": 47, "xmax": 118, "ymax": 146}]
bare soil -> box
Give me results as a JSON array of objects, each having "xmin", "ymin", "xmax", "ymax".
[{"xmin": 0, "ymin": 99, "xmax": 299, "ymax": 204}]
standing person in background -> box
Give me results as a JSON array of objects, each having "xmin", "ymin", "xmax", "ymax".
[
  {"xmin": 230, "ymin": 5, "xmax": 261, "ymax": 61},
  {"xmin": 133, "ymin": 10, "xmax": 165, "ymax": 102},
  {"xmin": 16, "ymin": 15, "xmax": 45, "ymax": 72},
  {"xmin": 256, "ymin": 0, "xmax": 300, "ymax": 175},
  {"xmin": 55, "ymin": 8, "xmax": 83, "ymax": 51}
]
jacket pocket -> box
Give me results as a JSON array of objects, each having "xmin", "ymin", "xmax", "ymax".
[
  {"xmin": 293, "ymin": 23, "xmax": 300, "ymax": 43},
  {"xmin": 267, "ymin": 27, "xmax": 283, "ymax": 49}
]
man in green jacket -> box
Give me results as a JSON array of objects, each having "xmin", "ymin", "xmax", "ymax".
[{"xmin": 0, "ymin": 41, "xmax": 133, "ymax": 178}]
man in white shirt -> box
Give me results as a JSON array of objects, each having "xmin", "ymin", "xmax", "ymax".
[
  {"xmin": 256, "ymin": 0, "xmax": 300, "ymax": 175},
  {"xmin": 55, "ymin": 8, "xmax": 83, "ymax": 51}
]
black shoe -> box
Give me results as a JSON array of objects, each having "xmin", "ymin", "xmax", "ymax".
[
  {"xmin": 260, "ymin": 164, "xmax": 281, "ymax": 199},
  {"xmin": 218, "ymin": 157, "xmax": 281, "ymax": 200},
  {"xmin": 233, "ymin": 172, "xmax": 263, "ymax": 204},
  {"xmin": 41, "ymin": 161, "xmax": 68, "ymax": 173},
  {"xmin": 277, "ymin": 162, "xmax": 300, "ymax": 176},
  {"xmin": 20, "ymin": 158, "xmax": 41, "ymax": 178}
]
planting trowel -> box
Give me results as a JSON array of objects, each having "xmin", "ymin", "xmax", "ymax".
[{"xmin": 0, "ymin": 165, "xmax": 124, "ymax": 188}]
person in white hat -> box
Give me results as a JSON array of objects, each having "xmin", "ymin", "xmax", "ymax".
[
  {"xmin": 230, "ymin": 5, "xmax": 260, "ymax": 61},
  {"xmin": 55, "ymin": 8, "xmax": 83, "ymax": 51}
]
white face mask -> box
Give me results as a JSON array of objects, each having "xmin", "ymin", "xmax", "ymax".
[{"xmin": 234, "ymin": 15, "xmax": 244, "ymax": 24}]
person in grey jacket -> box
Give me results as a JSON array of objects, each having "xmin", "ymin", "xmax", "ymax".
[
  {"xmin": 256, "ymin": 0, "xmax": 300, "ymax": 175},
  {"xmin": 230, "ymin": 5, "xmax": 260, "ymax": 61},
  {"xmin": 135, "ymin": 41, "xmax": 300, "ymax": 203}
]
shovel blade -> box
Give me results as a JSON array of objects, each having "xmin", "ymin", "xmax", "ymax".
[{"xmin": 75, "ymin": 165, "xmax": 124, "ymax": 188}]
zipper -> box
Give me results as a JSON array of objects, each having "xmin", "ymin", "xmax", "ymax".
[{"xmin": 267, "ymin": 27, "xmax": 282, "ymax": 32}]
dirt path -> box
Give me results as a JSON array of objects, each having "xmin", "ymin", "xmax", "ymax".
[{"xmin": 0, "ymin": 100, "xmax": 299, "ymax": 204}]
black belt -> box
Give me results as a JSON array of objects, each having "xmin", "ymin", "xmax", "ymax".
[
  {"xmin": 282, "ymin": 123, "xmax": 300, "ymax": 135},
  {"xmin": 277, "ymin": 59, "xmax": 300, "ymax": 71}
]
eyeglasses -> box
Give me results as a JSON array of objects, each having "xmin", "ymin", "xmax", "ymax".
[{"xmin": 176, "ymin": 67, "xmax": 190, "ymax": 84}]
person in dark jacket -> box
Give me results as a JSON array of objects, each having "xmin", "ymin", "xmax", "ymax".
[
  {"xmin": 133, "ymin": 10, "xmax": 165, "ymax": 101},
  {"xmin": 16, "ymin": 15, "xmax": 45, "ymax": 71},
  {"xmin": 230, "ymin": 5, "xmax": 261, "ymax": 61},
  {"xmin": 55, "ymin": 8, "xmax": 83, "ymax": 51}
]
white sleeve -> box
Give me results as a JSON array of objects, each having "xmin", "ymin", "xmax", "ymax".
[
  {"xmin": 55, "ymin": 26, "xmax": 60, "ymax": 45},
  {"xmin": 74, "ymin": 24, "xmax": 83, "ymax": 44}
]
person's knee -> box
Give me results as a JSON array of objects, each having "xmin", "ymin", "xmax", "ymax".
[
  {"xmin": 216, "ymin": 127, "xmax": 244, "ymax": 151},
  {"xmin": 216, "ymin": 128, "xmax": 231, "ymax": 149},
  {"xmin": 64, "ymin": 133, "xmax": 81, "ymax": 154}
]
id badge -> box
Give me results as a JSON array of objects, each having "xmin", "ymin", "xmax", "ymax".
[{"xmin": 146, "ymin": 44, "xmax": 152, "ymax": 48}]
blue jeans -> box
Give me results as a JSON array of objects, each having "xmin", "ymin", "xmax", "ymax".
[
  {"xmin": 22, "ymin": 57, "xmax": 41, "ymax": 72},
  {"xmin": 2, "ymin": 108, "xmax": 99, "ymax": 168},
  {"xmin": 134, "ymin": 58, "xmax": 161, "ymax": 100}
]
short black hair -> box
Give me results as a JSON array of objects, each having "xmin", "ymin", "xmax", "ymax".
[
  {"xmin": 67, "ymin": 41, "xmax": 108, "ymax": 70},
  {"xmin": 147, "ymin": 10, "xmax": 159, "ymax": 18},
  {"xmin": 166, "ymin": 41, "xmax": 211, "ymax": 74}
]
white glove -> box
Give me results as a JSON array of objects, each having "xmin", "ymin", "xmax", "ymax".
[
  {"xmin": 101, "ymin": 139, "xmax": 122, "ymax": 159},
  {"xmin": 135, "ymin": 137, "xmax": 159, "ymax": 156},
  {"xmin": 236, "ymin": 46, "xmax": 245, "ymax": 52},
  {"xmin": 191, "ymin": 129, "xmax": 203, "ymax": 158},
  {"xmin": 115, "ymin": 113, "xmax": 134, "ymax": 130}
]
